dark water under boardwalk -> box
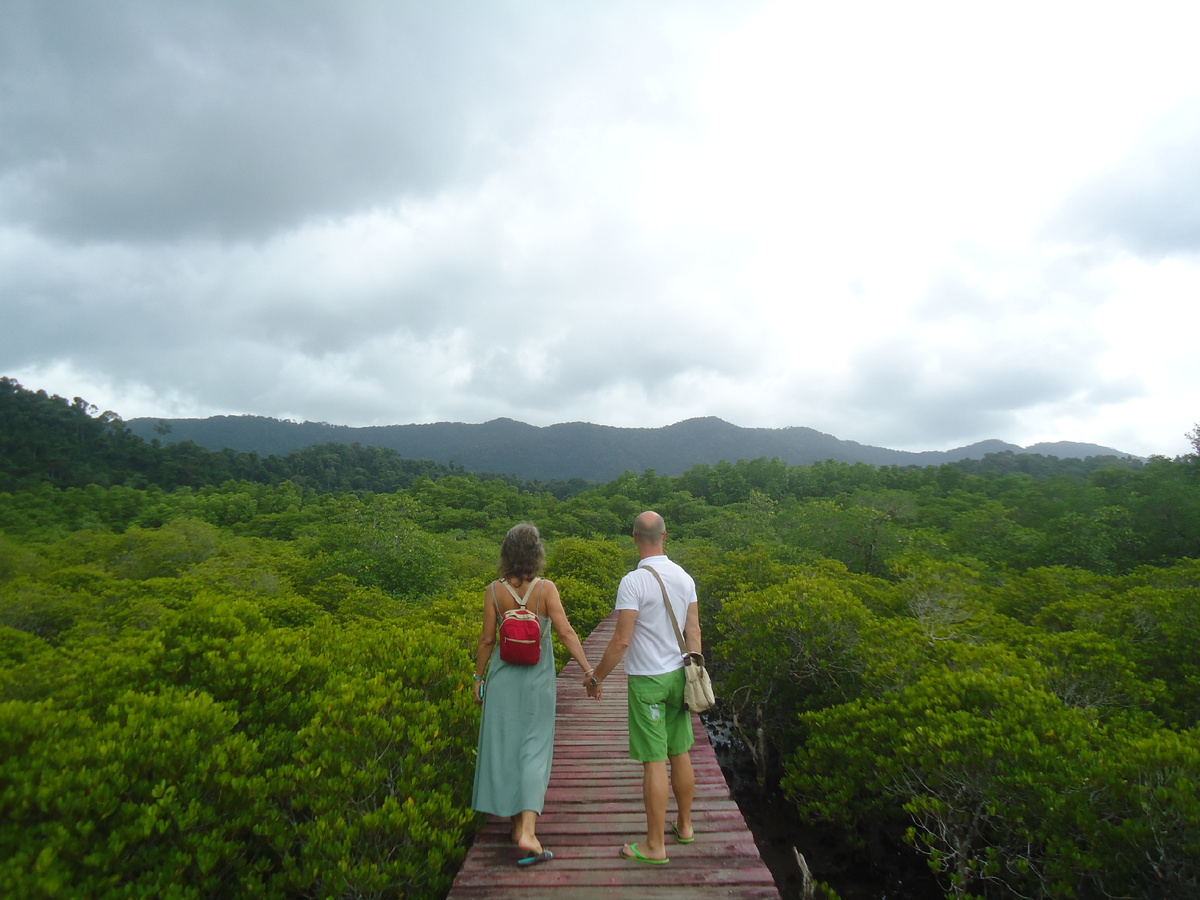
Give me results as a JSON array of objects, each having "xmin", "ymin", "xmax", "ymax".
[{"xmin": 702, "ymin": 712, "xmax": 943, "ymax": 900}]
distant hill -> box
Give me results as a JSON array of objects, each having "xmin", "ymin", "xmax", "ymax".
[
  {"xmin": 0, "ymin": 377, "xmax": 461, "ymax": 494},
  {"xmin": 126, "ymin": 414, "xmax": 1138, "ymax": 483}
]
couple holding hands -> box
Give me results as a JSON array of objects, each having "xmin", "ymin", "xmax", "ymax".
[{"xmin": 471, "ymin": 511, "xmax": 702, "ymax": 866}]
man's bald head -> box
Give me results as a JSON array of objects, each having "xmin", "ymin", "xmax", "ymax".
[{"xmin": 633, "ymin": 511, "xmax": 666, "ymax": 548}]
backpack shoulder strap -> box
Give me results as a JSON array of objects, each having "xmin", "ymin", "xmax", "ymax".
[
  {"xmin": 499, "ymin": 578, "xmax": 525, "ymax": 607},
  {"xmin": 499, "ymin": 577, "xmax": 543, "ymax": 610}
]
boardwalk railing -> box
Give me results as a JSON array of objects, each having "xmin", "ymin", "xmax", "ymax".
[{"xmin": 448, "ymin": 611, "xmax": 781, "ymax": 899}]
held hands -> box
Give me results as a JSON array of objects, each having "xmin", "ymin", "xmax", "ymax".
[{"xmin": 582, "ymin": 669, "xmax": 602, "ymax": 700}]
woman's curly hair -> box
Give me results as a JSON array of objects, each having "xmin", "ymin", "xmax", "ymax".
[{"xmin": 498, "ymin": 522, "xmax": 546, "ymax": 581}]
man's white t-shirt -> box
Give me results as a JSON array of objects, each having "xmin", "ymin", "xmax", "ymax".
[{"xmin": 614, "ymin": 555, "xmax": 698, "ymax": 676}]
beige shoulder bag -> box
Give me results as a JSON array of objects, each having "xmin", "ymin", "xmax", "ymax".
[{"xmin": 642, "ymin": 566, "xmax": 715, "ymax": 713}]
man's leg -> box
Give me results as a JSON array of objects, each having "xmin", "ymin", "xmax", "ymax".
[
  {"xmin": 640, "ymin": 759, "xmax": 670, "ymax": 859},
  {"xmin": 624, "ymin": 674, "xmax": 672, "ymax": 862},
  {"xmin": 669, "ymin": 750, "xmax": 695, "ymax": 840}
]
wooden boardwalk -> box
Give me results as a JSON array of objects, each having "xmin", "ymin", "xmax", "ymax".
[{"xmin": 448, "ymin": 612, "xmax": 781, "ymax": 899}]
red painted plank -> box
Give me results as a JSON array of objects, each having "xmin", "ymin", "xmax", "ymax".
[
  {"xmin": 453, "ymin": 865, "xmax": 778, "ymax": 887},
  {"xmin": 448, "ymin": 892, "xmax": 777, "ymax": 897}
]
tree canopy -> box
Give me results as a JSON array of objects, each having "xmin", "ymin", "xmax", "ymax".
[{"xmin": 2, "ymin": 378, "xmax": 1199, "ymax": 899}]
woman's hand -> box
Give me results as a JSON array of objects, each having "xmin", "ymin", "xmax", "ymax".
[
  {"xmin": 583, "ymin": 670, "xmax": 602, "ymax": 700},
  {"xmin": 473, "ymin": 679, "xmax": 485, "ymax": 705}
]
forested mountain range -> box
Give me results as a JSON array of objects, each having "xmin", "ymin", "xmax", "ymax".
[
  {"xmin": 0, "ymin": 378, "xmax": 456, "ymax": 494},
  {"xmin": 127, "ymin": 413, "xmax": 1137, "ymax": 482}
]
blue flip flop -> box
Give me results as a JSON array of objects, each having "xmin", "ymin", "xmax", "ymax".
[{"xmin": 517, "ymin": 849, "xmax": 553, "ymax": 867}]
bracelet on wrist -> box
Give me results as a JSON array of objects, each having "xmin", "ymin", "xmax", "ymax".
[{"xmin": 473, "ymin": 675, "xmax": 485, "ymax": 681}]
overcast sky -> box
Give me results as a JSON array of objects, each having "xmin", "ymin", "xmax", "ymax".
[{"xmin": 3, "ymin": 1, "xmax": 1199, "ymax": 457}]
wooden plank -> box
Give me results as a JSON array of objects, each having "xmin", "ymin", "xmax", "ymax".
[
  {"xmin": 447, "ymin": 611, "xmax": 781, "ymax": 900},
  {"xmin": 450, "ymin": 889, "xmax": 783, "ymax": 900},
  {"xmin": 452, "ymin": 866, "xmax": 778, "ymax": 886}
]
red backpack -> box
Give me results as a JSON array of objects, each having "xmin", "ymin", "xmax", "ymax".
[{"xmin": 496, "ymin": 577, "xmax": 543, "ymax": 665}]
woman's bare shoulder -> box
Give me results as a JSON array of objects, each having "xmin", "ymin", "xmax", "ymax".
[{"xmin": 539, "ymin": 579, "xmax": 566, "ymax": 611}]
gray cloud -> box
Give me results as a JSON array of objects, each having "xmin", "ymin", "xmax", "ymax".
[
  {"xmin": 0, "ymin": 0, "xmax": 704, "ymax": 242},
  {"xmin": 3, "ymin": 2, "xmax": 1198, "ymax": 459},
  {"xmin": 0, "ymin": 0, "xmax": 743, "ymax": 427},
  {"xmin": 836, "ymin": 343, "xmax": 1081, "ymax": 447},
  {"xmin": 0, "ymin": 167, "xmax": 757, "ymax": 429}
]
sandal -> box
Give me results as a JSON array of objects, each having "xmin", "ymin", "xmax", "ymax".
[
  {"xmin": 517, "ymin": 849, "xmax": 553, "ymax": 867},
  {"xmin": 672, "ymin": 821, "xmax": 695, "ymax": 843},
  {"xmin": 619, "ymin": 842, "xmax": 669, "ymax": 865}
]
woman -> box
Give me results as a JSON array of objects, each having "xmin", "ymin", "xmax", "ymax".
[{"xmin": 471, "ymin": 522, "xmax": 594, "ymax": 866}]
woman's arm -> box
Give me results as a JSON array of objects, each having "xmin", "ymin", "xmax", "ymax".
[
  {"xmin": 542, "ymin": 581, "xmax": 594, "ymax": 677},
  {"xmin": 473, "ymin": 584, "xmax": 498, "ymax": 705}
]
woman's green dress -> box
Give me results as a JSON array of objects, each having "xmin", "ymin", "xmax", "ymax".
[{"xmin": 472, "ymin": 600, "xmax": 557, "ymax": 816}]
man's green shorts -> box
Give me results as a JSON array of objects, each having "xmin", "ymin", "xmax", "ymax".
[{"xmin": 627, "ymin": 669, "xmax": 694, "ymax": 762}]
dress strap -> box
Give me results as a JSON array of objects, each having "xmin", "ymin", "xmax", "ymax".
[{"xmin": 530, "ymin": 577, "xmax": 543, "ymax": 616}]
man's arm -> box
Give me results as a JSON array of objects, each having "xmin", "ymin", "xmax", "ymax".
[{"xmin": 585, "ymin": 608, "xmax": 638, "ymax": 697}]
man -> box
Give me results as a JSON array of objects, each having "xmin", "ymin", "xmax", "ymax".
[{"xmin": 585, "ymin": 510, "xmax": 701, "ymax": 864}]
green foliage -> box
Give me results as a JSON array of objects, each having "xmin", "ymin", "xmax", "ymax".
[
  {"xmin": 786, "ymin": 668, "xmax": 1103, "ymax": 899},
  {"xmin": 407, "ymin": 475, "xmax": 551, "ymax": 537},
  {"xmin": 0, "ymin": 489, "xmax": 484, "ymax": 899},
  {"xmin": 4, "ymin": 382, "xmax": 1200, "ymax": 898},
  {"xmin": 945, "ymin": 500, "xmax": 1040, "ymax": 569},
  {"xmin": 283, "ymin": 622, "xmax": 477, "ymax": 899},
  {"xmin": 0, "ymin": 578, "xmax": 85, "ymax": 643},
  {"xmin": 1034, "ymin": 575, "xmax": 1200, "ymax": 727},
  {"xmin": 296, "ymin": 496, "xmax": 449, "ymax": 600},
  {"xmin": 991, "ymin": 564, "xmax": 1110, "ymax": 622},
  {"xmin": 1098, "ymin": 728, "xmax": 1200, "ymax": 898},
  {"xmin": 545, "ymin": 536, "xmax": 625, "ymax": 638},
  {"xmin": 0, "ymin": 566, "xmax": 478, "ymax": 900},
  {"xmin": 689, "ymin": 542, "xmax": 795, "ymax": 639},
  {"xmin": 0, "ymin": 625, "xmax": 46, "ymax": 665},
  {"xmin": 545, "ymin": 536, "xmax": 625, "ymax": 591},
  {"xmin": 0, "ymin": 689, "xmax": 274, "ymax": 899},
  {"xmin": 891, "ymin": 553, "xmax": 987, "ymax": 646},
  {"xmin": 779, "ymin": 499, "xmax": 906, "ymax": 576},
  {"xmin": 717, "ymin": 573, "xmax": 871, "ymax": 782},
  {"xmin": 1016, "ymin": 628, "xmax": 1161, "ymax": 716}
]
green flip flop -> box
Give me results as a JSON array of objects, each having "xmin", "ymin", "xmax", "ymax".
[
  {"xmin": 620, "ymin": 843, "xmax": 669, "ymax": 865},
  {"xmin": 672, "ymin": 822, "xmax": 695, "ymax": 843}
]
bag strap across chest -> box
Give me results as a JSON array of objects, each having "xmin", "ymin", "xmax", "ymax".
[{"xmin": 642, "ymin": 565, "xmax": 687, "ymax": 656}]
